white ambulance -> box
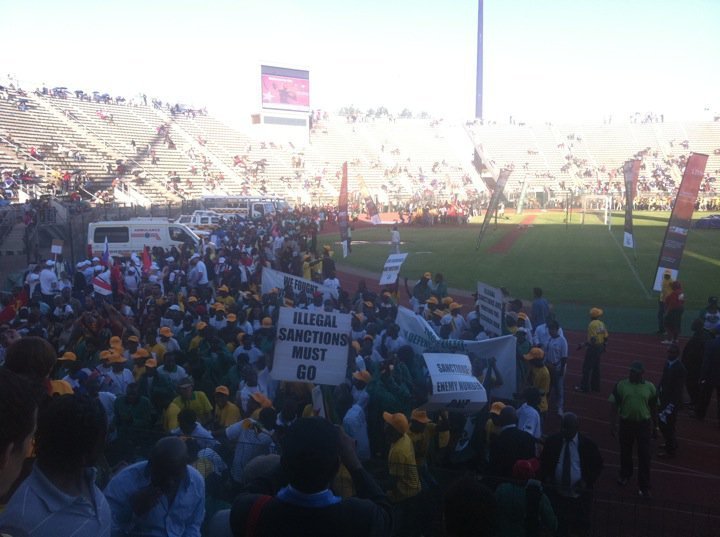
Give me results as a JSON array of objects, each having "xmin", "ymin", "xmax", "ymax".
[{"xmin": 87, "ymin": 218, "xmax": 201, "ymax": 257}]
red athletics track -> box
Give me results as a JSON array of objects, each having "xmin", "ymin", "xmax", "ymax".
[
  {"xmin": 323, "ymin": 215, "xmax": 719, "ymax": 508},
  {"xmin": 333, "ymin": 263, "xmax": 720, "ymax": 509}
]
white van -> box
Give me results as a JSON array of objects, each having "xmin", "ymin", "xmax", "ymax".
[
  {"xmin": 174, "ymin": 210, "xmax": 223, "ymax": 231},
  {"xmin": 88, "ymin": 219, "xmax": 201, "ymax": 257},
  {"xmin": 201, "ymin": 196, "xmax": 288, "ymax": 219}
]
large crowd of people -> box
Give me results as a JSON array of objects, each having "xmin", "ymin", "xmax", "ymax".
[{"xmin": 0, "ymin": 206, "xmax": 718, "ymax": 537}]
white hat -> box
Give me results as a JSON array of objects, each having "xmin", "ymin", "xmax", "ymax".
[
  {"xmin": 92, "ymin": 257, "xmax": 100, "ymax": 262},
  {"xmin": 169, "ymin": 305, "xmax": 181, "ymax": 311},
  {"xmin": 190, "ymin": 253, "xmax": 200, "ymax": 261},
  {"xmin": 76, "ymin": 261, "xmax": 85, "ymax": 269},
  {"xmin": 166, "ymin": 256, "xmax": 175, "ymax": 263},
  {"xmin": 45, "ymin": 259, "xmax": 55, "ymax": 266}
]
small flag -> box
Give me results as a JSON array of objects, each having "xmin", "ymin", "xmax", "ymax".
[
  {"xmin": 142, "ymin": 246, "xmax": 152, "ymax": 275},
  {"xmin": 92, "ymin": 269, "xmax": 112, "ymax": 296}
]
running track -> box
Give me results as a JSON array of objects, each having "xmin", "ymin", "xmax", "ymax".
[
  {"xmin": 323, "ymin": 216, "xmax": 719, "ymax": 508},
  {"xmin": 334, "ymin": 264, "xmax": 720, "ymax": 509}
]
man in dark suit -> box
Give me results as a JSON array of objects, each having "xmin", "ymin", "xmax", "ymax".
[
  {"xmin": 657, "ymin": 344, "xmax": 687, "ymax": 458},
  {"xmin": 488, "ymin": 406, "xmax": 536, "ymax": 479},
  {"xmin": 540, "ymin": 412, "xmax": 603, "ymax": 537}
]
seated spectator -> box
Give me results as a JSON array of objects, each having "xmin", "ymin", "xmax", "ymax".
[{"xmin": 172, "ymin": 408, "xmax": 219, "ymax": 450}]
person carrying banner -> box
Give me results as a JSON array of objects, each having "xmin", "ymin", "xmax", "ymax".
[{"xmin": 575, "ymin": 308, "xmax": 608, "ymax": 394}]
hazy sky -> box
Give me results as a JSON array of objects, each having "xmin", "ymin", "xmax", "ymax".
[{"xmin": 2, "ymin": 0, "xmax": 719, "ymax": 126}]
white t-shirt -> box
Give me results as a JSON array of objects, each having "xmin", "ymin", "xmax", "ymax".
[
  {"xmin": 517, "ymin": 402, "xmax": 542, "ymax": 439},
  {"xmin": 39, "ymin": 268, "xmax": 59, "ymax": 295}
]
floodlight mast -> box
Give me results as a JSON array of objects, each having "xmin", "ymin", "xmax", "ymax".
[{"xmin": 475, "ymin": 0, "xmax": 484, "ymax": 119}]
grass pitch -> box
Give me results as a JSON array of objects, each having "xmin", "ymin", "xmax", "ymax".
[{"xmin": 337, "ymin": 211, "xmax": 720, "ymax": 334}]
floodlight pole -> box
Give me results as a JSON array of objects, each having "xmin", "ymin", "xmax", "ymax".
[{"xmin": 475, "ymin": 0, "xmax": 484, "ymax": 119}]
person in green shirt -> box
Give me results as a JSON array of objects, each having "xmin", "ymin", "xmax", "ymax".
[
  {"xmin": 609, "ymin": 361, "xmax": 657, "ymax": 497},
  {"xmin": 113, "ymin": 382, "xmax": 155, "ymax": 458}
]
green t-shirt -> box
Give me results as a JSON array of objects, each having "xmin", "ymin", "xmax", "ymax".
[{"xmin": 609, "ymin": 379, "xmax": 657, "ymax": 421}]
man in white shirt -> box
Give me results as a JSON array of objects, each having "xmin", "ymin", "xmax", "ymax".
[
  {"xmin": 188, "ymin": 253, "xmax": 209, "ymax": 288},
  {"xmin": 390, "ymin": 225, "xmax": 400, "ymax": 253},
  {"xmin": 517, "ymin": 386, "xmax": 543, "ymax": 449},
  {"xmin": 322, "ymin": 270, "xmax": 340, "ymax": 301},
  {"xmin": 544, "ymin": 320, "xmax": 569, "ymax": 415},
  {"xmin": 219, "ymin": 408, "xmax": 277, "ymax": 483},
  {"xmin": 39, "ymin": 259, "xmax": 59, "ymax": 305}
]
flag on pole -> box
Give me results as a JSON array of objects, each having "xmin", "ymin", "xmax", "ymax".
[
  {"xmin": 142, "ymin": 246, "xmax": 152, "ymax": 275},
  {"xmin": 92, "ymin": 268, "xmax": 113, "ymax": 296},
  {"xmin": 357, "ymin": 175, "xmax": 381, "ymax": 225}
]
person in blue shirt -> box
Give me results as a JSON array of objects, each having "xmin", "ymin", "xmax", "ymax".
[
  {"xmin": 0, "ymin": 394, "xmax": 111, "ymax": 537},
  {"xmin": 104, "ymin": 436, "xmax": 205, "ymax": 537}
]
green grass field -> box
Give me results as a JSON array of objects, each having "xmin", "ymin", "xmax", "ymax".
[{"xmin": 336, "ymin": 211, "xmax": 720, "ymax": 334}]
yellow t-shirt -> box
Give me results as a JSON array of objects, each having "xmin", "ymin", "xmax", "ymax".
[
  {"xmin": 217, "ymin": 295, "xmax": 236, "ymax": 308},
  {"xmin": 215, "ymin": 401, "xmax": 241, "ymax": 427},
  {"xmin": 148, "ymin": 343, "xmax": 167, "ymax": 364},
  {"xmin": 407, "ymin": 422, "xmax": 437, "ymax": 467},
  {"xmin": 587, "ymin": 319, "xmax": 608, "ymax": 345},
  {"xmin": 388, "ymin": 434, "xmax": 421, "ymax": 502},
  {"xmin": 163, "ymin": 402, "xmax": 181, "ymax": 432},
  {"xmin": 172, "ymin": 392, "xmax": 213, "ymax": 424},
  {"xmin": 530, "ymin": 366, "xmax": 551, "ymax": 413}
]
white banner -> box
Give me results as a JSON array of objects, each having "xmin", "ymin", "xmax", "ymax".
[
  {"xmin": 273, "ymin": 307, "xmax": 351, "ymax": 385},
  {"xmin": 395, "ymin": 306, "xmax": 517, "ymax": 400},
  {"xmin": 422, "ymin": 353, "xmax": 487, "ymax": 414},
  {"xmin": 475, "ymin": 281, "xmax": 504, "ymax": 336},
  {"xmin": 379, "ymin": 253, "xmax": 408, "ymax": 286},
  {"xmin": 262, "ymin": 267, "xmax": 335, "ymax": 299}
]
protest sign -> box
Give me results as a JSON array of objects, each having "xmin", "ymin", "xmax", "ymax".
[
  {"xmin": 475, "ymin": 281, "xmax": 504, "ymax": 336},
  {"xmin": 422, "ymin": 353, "xmax": 487, "ymax": 414},
  {"xmin": 379, "ymin": 253, "xmax": 408, "ymax": 286},
  {"xmin": 262, "ymin": 267, "xmax": 335, "ymax": 299},
  {"xmin": 395, "ymin": 306, "xmax": 517, "ymax": 400},
  {"xmin": 272, "ymin": 307, "xmax": 351, "ymax": 385}
]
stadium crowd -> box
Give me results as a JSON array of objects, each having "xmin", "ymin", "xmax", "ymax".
[{"xmin": 0, "ymin": 209, "xmax": 719, "ymax": 537}]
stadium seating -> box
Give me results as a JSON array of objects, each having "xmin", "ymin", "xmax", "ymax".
[{"xmin": 0, "ymin": 83, "xmax": 718, "ymax": 207}]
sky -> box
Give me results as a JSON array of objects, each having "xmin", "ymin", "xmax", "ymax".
[{"xmin": 2, "ymin": 0, "xmax": 719, "ymax": 127}]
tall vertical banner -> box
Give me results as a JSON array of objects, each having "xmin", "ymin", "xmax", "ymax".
[
  {"xmin": 358, "ymin": 175, "xmax": 381, "ymax": 225},
  {"xmin": 476, "ymin": 168, "xmax": 511, "ymax": 248},
  {"xmin": 622, "ymin": 159, "xmax": 640, "ymax": 248},
  {"xmin": 652, "ymin": 153, "xmax": 708, "ymax": 291},
  {"xmin": 338, "ymin": 162, "xmax": 349, "ymax": 257}
]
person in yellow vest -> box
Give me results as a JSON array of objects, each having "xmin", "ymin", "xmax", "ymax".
[
  {"xmin": 172, "ymin": 377, "xmax": 213, "ymax": 425},
  {"xmin": 575, "ymin": 308, "xmax": 609, "ymax": 393},
  {"xmin": 213, "ymin": 385, "xmax": 241, "ymax": 427},
  {"xmin": 216, "ymin": 285, "xmax": 236, "ymax": 308},
  {"xmin": 525, "ymin": 347, "xmax": 551, "ymax": 419},
  {"xmin": 658, "ymin": 271, "xmax": 674, "ymax": 335},
  {"xmin": 384, "ymin": 411, "xmax": 422, "ymax": 536}
]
